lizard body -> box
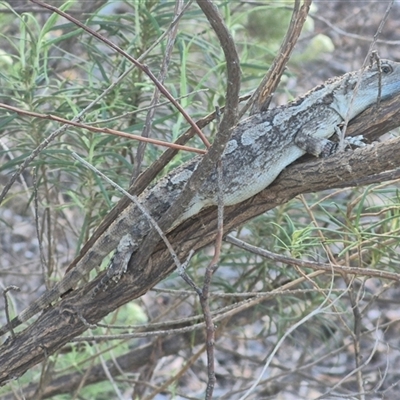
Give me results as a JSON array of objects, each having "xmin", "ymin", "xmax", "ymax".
[{"xmin": 2, "ymin": 58, "xmax": 400, "ymax": 337}]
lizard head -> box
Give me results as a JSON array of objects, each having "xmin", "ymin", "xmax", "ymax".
[
  {"xmin": 358, "ymin": 58, "xmax": 400, "ymax": 100},
  {"xmin": 332, "ymin": 58, "xmax": 400, "ymax": 119}
]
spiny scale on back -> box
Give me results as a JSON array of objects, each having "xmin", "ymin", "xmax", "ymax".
[
  {"xmin": 183, "ymin": 59, "xmax": 400, "ymax": 215},
  {"xmin": 2, "ymin": 58, "xmax": 400, "ymax": 338}
]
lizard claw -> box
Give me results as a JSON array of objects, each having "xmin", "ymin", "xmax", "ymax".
[
  {"xmin": 320, "ymin": 134, "xmax": 366, "ymax": 157},
  {"xmin": 344, "ymin": 135, "xmax": 366, "ymax": 148}
]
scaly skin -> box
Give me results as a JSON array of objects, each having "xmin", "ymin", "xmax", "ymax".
[{"xmin": 2, "ymin": 59, "xmax": 400, "ymax": 337}]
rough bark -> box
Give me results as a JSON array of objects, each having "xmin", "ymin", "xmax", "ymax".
[{"xmin": 1, "ymin": 92, "xmax": 400, "ymax": 384}]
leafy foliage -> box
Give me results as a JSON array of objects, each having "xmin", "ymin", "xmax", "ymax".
[{"xmin": 1, "ymin": 1, "xmax": 400, "ymax": 399}]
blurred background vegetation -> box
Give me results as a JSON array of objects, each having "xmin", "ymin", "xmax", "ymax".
[{"xmin": 1, "ymin": 1, "xmax": 400, "ymax": 399}]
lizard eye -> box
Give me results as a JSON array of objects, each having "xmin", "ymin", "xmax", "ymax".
[{"xmin": 381, "ymin": 64, "xmax": 392, "ymax": 74}]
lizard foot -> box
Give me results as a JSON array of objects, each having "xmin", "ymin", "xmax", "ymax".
[
  {"xmin": 344, "ymin": 134, "xmax": 366, "ymax": 148},
  {"xmin": 92, "ymin": 234, "xmax": 136, "ymax": 297},
  {"xmin": 320, "ymin": 135, "xmax": 366, "ymax": 157}
]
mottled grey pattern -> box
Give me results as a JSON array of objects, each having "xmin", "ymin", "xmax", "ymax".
[{"xmin": 2, "ymin": 59, "xmax": 400, "ymax": 337}]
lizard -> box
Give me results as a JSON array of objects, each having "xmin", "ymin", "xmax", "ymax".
[{"xmin": 1, "ymin": 58, "xmax": 400, "ymax": 338}]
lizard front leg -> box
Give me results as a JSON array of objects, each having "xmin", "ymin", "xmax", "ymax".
[{"xmin": 294, "ymin": 125, "xmax": 365, "ymax": 157}]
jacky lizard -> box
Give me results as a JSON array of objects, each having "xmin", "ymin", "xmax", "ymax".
[{"xmin": 2, "ymin": 58, "xmax": 400, "ymax": 337}]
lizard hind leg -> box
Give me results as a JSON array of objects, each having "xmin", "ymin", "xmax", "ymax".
[
  {"xmin": 317, "ymin": 132, "xmax": 366, "ymax": 157},
  {"xmin": 294, "ymin": 126, "xmax": 365, "ymax": 158},
  {"xmin": 294, "ymin": 130, "xmax": 337, "ymax": 157},
  {"xmin": 91, "ymin": 234, "xmax": 137, "ymax": 297}
]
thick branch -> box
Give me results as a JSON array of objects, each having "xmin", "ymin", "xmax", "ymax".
[
  {"xmin": 129, "ymin": 0, "xmax": 241, "ymax": 280},
  {"xmin": 1, "ymin": 93, "xmax": 400, "ymax": 383},
  {"xmin": 246, "ymin": 0, "xmax": 312, "ymax": 115}
]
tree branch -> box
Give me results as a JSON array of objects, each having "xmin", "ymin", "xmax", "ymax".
[
  {"xmin": 244, "ymin": 0, "xmax": 312, "ymax": 115},
  {"xmin": 1, "ymin": 91, "xmax": 400, "ymax": 383}
]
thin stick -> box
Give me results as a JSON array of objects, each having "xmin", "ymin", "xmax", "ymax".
[
  {"xmin": 243, "ymin": 0, "xmax": 312, "ymax": 116},
  {"xmin": 0, "ymin": 102, "xmax": 205, "ymax": 155},
  {"xmin": 29, "ymin": 0, "xmax": 211, "ymax": 149},
  {"xmin": 339, "ymin": 0, "xmax": 395, "ymax": 146},
  {"xmin": 225, "ymin": 235, "xmax": 400, "ymax": 282},
  {"xmin": 0, "ymin": 0, "xmax": 199, "ymax": 204},
  {"xmin": 71, "ymin": 153, "xmax": 183, "ymax": 270},
  {"xmin": 2, "ymin": 286, "xmax": 21, "ymax": 339},
  {"xmin": 132, "ymin": 0, "xmax": 188, "ymax": 183}
]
